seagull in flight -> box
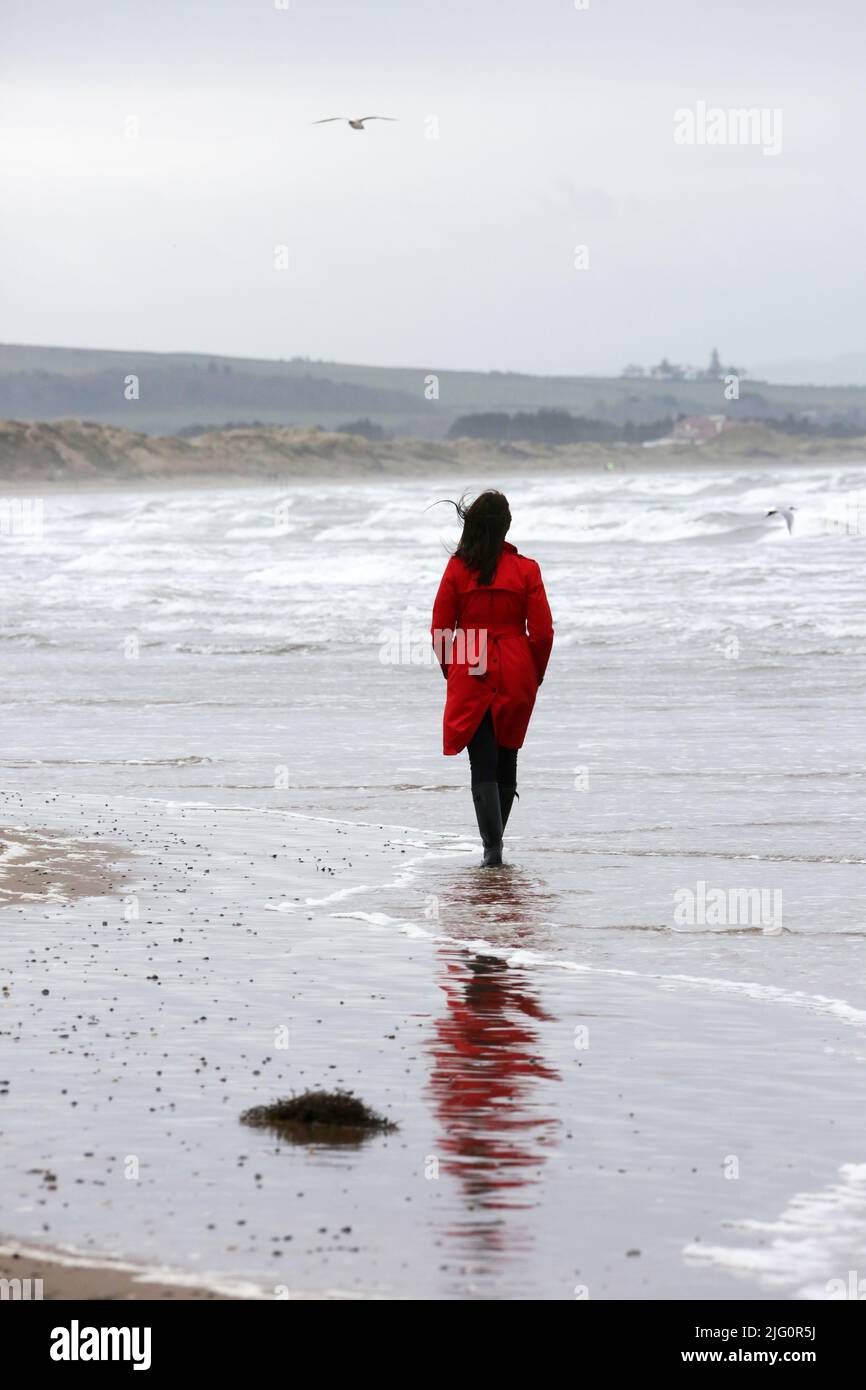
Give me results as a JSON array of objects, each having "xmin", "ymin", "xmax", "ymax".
[
  {"xmin": 766, "ymin": 506, "xmax": 798, "ymax": 533},
  {"xmin": 312, "ymin": 116, "xmax": 397, "ymax": 131}
]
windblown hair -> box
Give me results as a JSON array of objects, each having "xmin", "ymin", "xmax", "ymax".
[{"xmin": 447, "ymin": 490, "xmax": 512, "ymax": 586}]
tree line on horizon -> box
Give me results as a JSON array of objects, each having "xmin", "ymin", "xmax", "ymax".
[
  {"xmin": 447, "ymin": 409, "xmax": 674, "ymax": 444},
  {"xmin": 447, "ymin": 407, "xmax": 866, "ymax": 444}
]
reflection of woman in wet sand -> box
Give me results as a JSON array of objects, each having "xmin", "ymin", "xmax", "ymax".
[
  {"xmin": 427, "ymin": 948, "xmax": 560, "ymax": 1233},
  {"xmin": 431, "ymin": 491, "xmax": 554, "ymax": 867}
]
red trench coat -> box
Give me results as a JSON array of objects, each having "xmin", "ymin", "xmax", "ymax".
[{"xmin": 431, "ymin": 541, "xmax": 554, "ymax": 755}]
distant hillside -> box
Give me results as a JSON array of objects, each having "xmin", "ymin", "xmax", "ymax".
[
  {"xmin": 2, "ymin": 417, "xmax": 866, "ymax": 487},
  {"xmin": 3, "ymin": 343, "xmax": 866, "ymax": 439}
]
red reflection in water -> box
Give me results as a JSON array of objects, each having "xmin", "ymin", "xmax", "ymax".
[{"xmin": 427, "ymin": 947, "xmax": 560, "ymax": 1220}]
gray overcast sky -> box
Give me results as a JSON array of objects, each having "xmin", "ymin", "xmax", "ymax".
[{"xmin": 2, "ymin": 0, "xmax": 863, "ymax": 376}]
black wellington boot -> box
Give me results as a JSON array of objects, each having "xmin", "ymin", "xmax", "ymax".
[
  {"xmin": 472, "ymin": 781, "xmax": 504, "ymax": 867},
  {"xmin": 499, "ymin": 783, "xmax": 518, "ymax": 833}
]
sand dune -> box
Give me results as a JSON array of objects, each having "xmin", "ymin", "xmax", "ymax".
[{"xmin": 1, "ymin": 417, "xmax": 865, "ymax": 487}]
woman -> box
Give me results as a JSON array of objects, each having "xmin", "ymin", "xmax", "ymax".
[{"xmin": 431, "ymin": 491, "xmax": 554, "ymax": 867}]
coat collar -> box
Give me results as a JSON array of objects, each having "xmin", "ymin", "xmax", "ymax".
[{"xmin": 502, "ymin": 541, "xmax": 517, "ymax": 553}]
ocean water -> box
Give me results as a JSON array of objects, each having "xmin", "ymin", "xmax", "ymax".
[{"xmin": 2, "ymin": 460, "xmax": 866, "ymax": 1299}]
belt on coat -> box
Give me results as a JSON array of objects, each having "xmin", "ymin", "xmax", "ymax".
[{"xmin": 459, "ymin": 624, "xmax": 526, "ymax": 677}]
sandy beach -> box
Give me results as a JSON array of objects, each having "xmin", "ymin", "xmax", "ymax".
[
  {"xmin": 0, "ymin": 828, "xmax": 126, "ymax": 908},
  {"xmin": 2, "ymin": 416, "xmax": 866, "ymax": 492},
  {"xmin": 0, "ymin": 1243, "xmax": 234, "ymax": 1300},
  {"xmin": 2, "ymin": 462, "xmax": 866, "ymax": 1300}
]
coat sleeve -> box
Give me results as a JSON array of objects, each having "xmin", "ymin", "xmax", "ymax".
[
  {"xmin": 431, "ymin": 560, "xmax": 459, "ymax": 678},
  {"xmin": 526, "ymin": 560, "xmax": 554, "ymax": 684}
]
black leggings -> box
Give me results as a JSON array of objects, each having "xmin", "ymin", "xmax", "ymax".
[{"xmin": 467, "ymin": 708, "xmax": 518, "ymax": 790}]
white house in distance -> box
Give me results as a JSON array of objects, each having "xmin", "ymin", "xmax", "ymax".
[{"xmin": 671, "ymin": 414, "xmax": 730, "ymax": 444}]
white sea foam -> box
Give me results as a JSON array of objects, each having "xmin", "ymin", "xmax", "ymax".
[
  {"xmin": 304, "ymin": 884, "xmax": 373, "ymax": 905},
  {"xmin": 332, "ymin": 911, "xmax": 866, "ymax": 1031},
  {"xmin": 683, "ymin": 1164, "xmax": 866, "ymax": 1299}
]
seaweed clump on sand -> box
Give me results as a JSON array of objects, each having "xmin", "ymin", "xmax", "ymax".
[{"xmin": 240, "ymin": 1089, "xmax": 397, "ymax": 1145}]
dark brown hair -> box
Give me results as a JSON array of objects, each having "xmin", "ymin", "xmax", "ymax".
[{"xmin": 448, "ymin": 490, "xmax": 511, "ymax": 586}]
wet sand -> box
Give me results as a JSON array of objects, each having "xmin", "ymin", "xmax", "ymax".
[
  {"xmin": 0, "ymin": 1242, "xmax": 234, "ymax": 1300},
  {"xmin": 0, "ymin": 828, "xmax": 126, "ymax": 907},
  {"xmin": 2, "ymin": 789, "xmax": 866, "ymax": 1299}
]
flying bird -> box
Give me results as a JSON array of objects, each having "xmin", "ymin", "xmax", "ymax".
[
  {"xmin": 312, "ymin": 116, "xmax": 397, "ymax": 130},
  {"xmin": 766, "ymin": 506, "xmax": 798, "ymax": 534}
]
